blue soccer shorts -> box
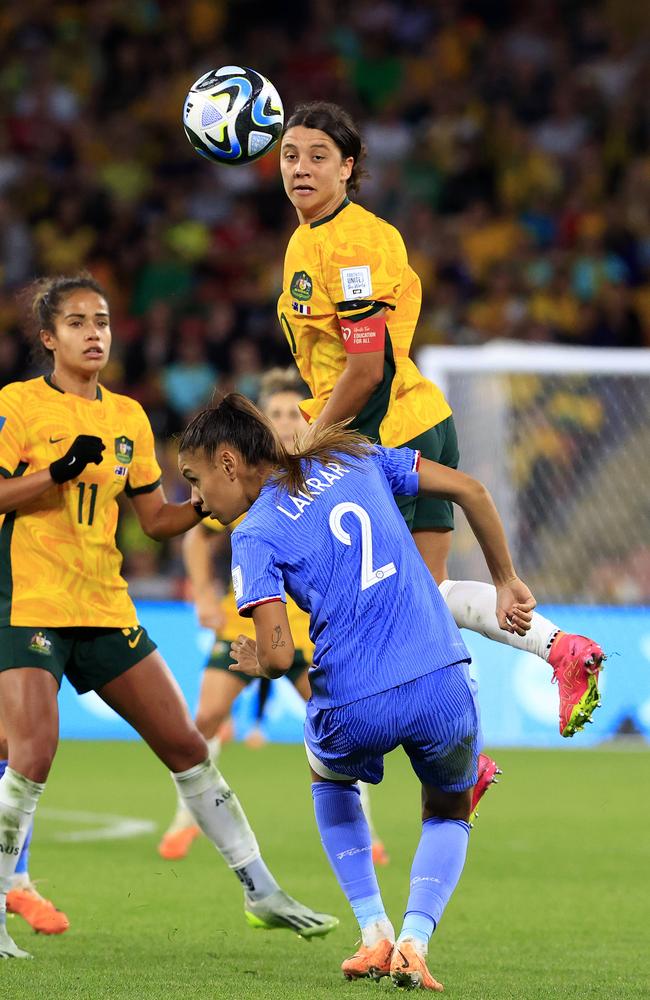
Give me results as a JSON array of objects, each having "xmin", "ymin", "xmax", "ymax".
[{"xmin": 304, "ymin": 662, "xmax": 482, "ymax": 791}]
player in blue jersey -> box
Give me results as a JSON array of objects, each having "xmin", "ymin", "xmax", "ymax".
[{"xmin": 178, "ymin": 394, "xmax": 534, "ymax": 992}]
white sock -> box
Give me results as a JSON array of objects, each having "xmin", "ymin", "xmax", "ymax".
[
  {"xmin": 0, "ymin": 768, "xmax": 44, "ymax": 921},
  {"xmin": 439, "ymin": 579, "xmax": 558, "ymax": 662},
  {"xmin": 362, "ymin": 917, "xmax": 395, "ymax": 947},
  {"xmin": 206, "ymin": 735, "xmax": 221, "ymax": 764},
  {"xmin": 358, "ymin": 782, "xmax": 378, "ymax": 840},
  {"xmin": 169, "ymin": 735, "xmax": 223, "ymax": 831},
  {"xmin": 172, "ymin": 759, "xmax": 279, "ymax": 900}
]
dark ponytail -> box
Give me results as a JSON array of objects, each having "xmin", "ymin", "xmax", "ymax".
[{"xmin": 178, "ymin": 394, "xmax": 373, "ymax": 495}]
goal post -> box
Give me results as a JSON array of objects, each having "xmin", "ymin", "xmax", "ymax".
[{"xmin": 417, "ymin": 343, "xmax": 650, "ymax": 605}]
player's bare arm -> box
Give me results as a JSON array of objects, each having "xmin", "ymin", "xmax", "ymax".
[
  {"xmin": 311, "ymin": 348, "xmax": 385, "ymax": 431},
  {"xmin": 130, "ymin": 484, "xmax": 205, "ymax": 540},
  {"xmin": 183, "ymin": 523, "xmax": 226, "ymax": 630},
  {"xmin": 310, "ymin": 307, "xmax": 387, "ymax": 431},
  {"xmin": 418, "ymin": 458, "xmax": 536, "ymax": 636},
  {"xmin": 0, "ymin": 468, "xmax": 61, "ymax": 514},
  {"xmin": 231, "ymin": 602, "xmax": 295, "ymax": 679}
]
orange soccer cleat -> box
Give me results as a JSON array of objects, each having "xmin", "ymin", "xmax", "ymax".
[
  {"xmin": 390, "ymin": 940, "xmax": 444, "ymax": 991},
  {"xmin": 341, "ymin": 938, "xmax": 394, "ymax": 980},
  {"xmin": 157, "ymin": 824, "xmax": 201, "ymax": 861},
  {"xmin": 549, "ymin": 632, "xmax": 604, "ymax": 737},
  {"xmin": 372, "ymin": 839, "xmax": 390, "ymax": 866},
  {"xmin": 7, "ymin": 883, "xmax": 70, "ymax": 935},
  {"xmin": 469, "ymin": 752, "xmax": 501, "ymax": 823}
]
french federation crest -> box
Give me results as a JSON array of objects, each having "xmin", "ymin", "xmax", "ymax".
[
  {"xmin": 290, "ymin": 270, "xmax": 312, "ymax": 302},
  {"xmin": 115, "ymin": 435, "xmax": 134, "ymax": 465}
]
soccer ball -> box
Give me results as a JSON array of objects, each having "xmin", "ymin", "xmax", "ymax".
[{"xmin": 183, "ymin": 66, "xmax": 284, "ymax": 166}]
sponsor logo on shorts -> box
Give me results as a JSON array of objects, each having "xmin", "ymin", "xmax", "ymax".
[
  {"xmin": 28, "ymin": 631, "xmax": 52, "ymax": 656},
  {"xmin": 115, "ymin": 435, "xmax": 134, "ymax": 464},
  {"xmin": 290, "ymin": 270, "xmax": 312, "ymax": 302}
]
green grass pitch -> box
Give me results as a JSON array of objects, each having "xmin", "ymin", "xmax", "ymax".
[{"xmin": 3, "ymin": 741, "xmax": 647, "ymax": 999}]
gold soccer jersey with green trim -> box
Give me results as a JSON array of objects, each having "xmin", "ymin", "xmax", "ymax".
[
  {"xmin": 277, "ymin": 199, "xmax": 451, "ymax": 445},
  {"xmin": 0, "ymin": 377, "xmax": 161, "ymax": 627}
]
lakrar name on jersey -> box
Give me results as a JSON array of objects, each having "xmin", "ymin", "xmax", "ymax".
[{"xmin": 276, "ymin": 462, "xmax": 351, "ymax": 522}]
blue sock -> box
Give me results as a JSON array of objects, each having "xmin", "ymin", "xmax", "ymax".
[
  {"xmin": 400, "ymin": 817, "xmax": 471, "ymax": 947},
  {"xmin": 0, "ymin": 760, "xmax": 33, "ymax": 877},
  {"xmin": 312, "ymin": 782, "xmax": 388, "ymax": 933}
]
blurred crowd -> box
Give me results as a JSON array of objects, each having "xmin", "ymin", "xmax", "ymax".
[{"xmin": 0, "ymin": 0, "xmax": 648, "ymax": 596}]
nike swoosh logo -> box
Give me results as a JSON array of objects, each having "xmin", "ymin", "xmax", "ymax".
[
  {"xmin": 128, "ymin": 630, "xmax": 143, "ymax": 649},
  {"xmin": 49, "ymin": 435, "xmax": 67, "ymax": 444}
]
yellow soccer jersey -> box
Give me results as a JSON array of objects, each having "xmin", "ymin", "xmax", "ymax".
[
  {"xmin": 203, "ymin": 516, "xmax": 313, "ymax": 655},
  {"xmin": 277, "ymin": 198, "xmax": 451, "ymax": 446},
  {"xmin": 0, "ymin": 376, "xmax": 161, "ymax": 628}
]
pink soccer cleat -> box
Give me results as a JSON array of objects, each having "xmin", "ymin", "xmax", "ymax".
[
  {"xmin": 549, "ymin": 632, "xmax": 604, "ymax": 738},
  {"xmin": 470, "ymin": 752, "xmax": 501, "ymax": 823}
]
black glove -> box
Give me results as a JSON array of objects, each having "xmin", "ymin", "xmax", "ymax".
[{"xmin": 50, "ymin": 435, "xmax": 105, "ymax": 484}]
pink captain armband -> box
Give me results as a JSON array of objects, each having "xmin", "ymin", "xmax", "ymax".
[{"xmin": 338, "ymin": 314, "xmax": 386, "ymax": 354}]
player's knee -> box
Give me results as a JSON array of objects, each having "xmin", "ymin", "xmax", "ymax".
[
  {"xmin": 160, "ymin": 727, "xmax": 209, "ymax": 772},
  {"xmin": 421, "ymin": 786, "xmax": 471, "ymax": 822},
  {"xmin": 11, "ymin": 736, "xmax": 58, "ymax": 784}
]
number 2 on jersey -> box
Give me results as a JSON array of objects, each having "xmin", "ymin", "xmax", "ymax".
[
  {"xmin": 76, "ymin": 481, "xmax": 98, "ymax": 526},
  {"xmin": 329, "ymin": 502, "xmax": 396, "ymax": 590}
]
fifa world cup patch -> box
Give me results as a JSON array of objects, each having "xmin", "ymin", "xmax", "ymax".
[
  {"xmin": 340, "ymin": 265, "xmax": 372, "ymax": 299},
  {"xmin": 290, "ymin": 270, "xmax": 313, "ymax": 301},
  {"xmin": 115, "ymin": 435, "xmax": 134, "ymax": 464},
  {"xmin": 232, "ymin": 565, "xmax": 243, "ymax": 601},
  {"xmin": 291, "ymin": 301, "xmax": 311, "ymax": 315},
  {"xmin": 28, "ymin": 631, "xmax": 52, "ymax": 656}
]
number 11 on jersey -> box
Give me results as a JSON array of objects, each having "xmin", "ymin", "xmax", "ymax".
[{"xmin": 329, "ymin": 502, "xmax": 396, "ymax": 591}]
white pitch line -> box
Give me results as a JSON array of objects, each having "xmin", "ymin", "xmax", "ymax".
[{"xmin": 38, "ymin": 807, "xmax": 156, "ymax": 842}]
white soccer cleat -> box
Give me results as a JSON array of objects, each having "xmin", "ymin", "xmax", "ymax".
[
  {"xmin": 244, "ymin": 889, "xmax": 339, "ymax": 939},
  {"xmin": 0, "ymin": 923, "xmax": 32, "ymax": 959}
]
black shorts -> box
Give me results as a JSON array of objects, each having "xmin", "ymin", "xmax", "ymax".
[
  {"xmin": 207, "ymin": 639, "xmax": 310, "ymax": 687},
  {"xmin": 394, "ymin": 416, "xmax": 460, "ymax": 533},
  {"xmin": 0, "ymin": 624, "xmax": 157, "ymax": 694}
]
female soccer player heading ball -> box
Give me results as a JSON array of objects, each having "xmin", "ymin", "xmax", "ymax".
[
  {"xmin": 178, "ymin": 393, "xmax": 536, "ymax": 990},
  {"xmin": 0, "ymin": 275, "xmax": 336, "ymax": 958},
  {"xmin": 277, "ymin": 102, "xmax": 603, "ymax": 738}
]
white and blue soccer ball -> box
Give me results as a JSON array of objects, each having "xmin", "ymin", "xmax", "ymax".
[{"xmin": 183, "ymin": 66, "xmax": 284, "ymax": 166}]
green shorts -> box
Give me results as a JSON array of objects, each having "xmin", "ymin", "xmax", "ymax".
[
  {"xmin": 394, "ymin": 416, "xmax": 460, "ymax": 533},
  {"xmin": 0, "ymin": 625, "xmax": 157, "ymax": 695},
  {"xmin": 207, "ymin": 639, "xmax": 310, "ymax": 687}
]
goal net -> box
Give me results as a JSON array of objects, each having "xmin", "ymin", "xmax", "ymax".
[{"xmin": 417, "ymin": 343, "xmax": 650, "ymax": 606}]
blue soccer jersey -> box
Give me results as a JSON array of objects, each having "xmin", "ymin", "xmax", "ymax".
[{"xmin": 230, "ymin": 446, "xmax": 470, "ymax": 709}]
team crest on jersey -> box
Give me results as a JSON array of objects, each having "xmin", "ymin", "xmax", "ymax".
[
  {"xmin": 28, "ymin": 631, "xmax": 52, "ymax": 656},
  {"xmin": 115, "ymin": 435, "xmax": 134, "ymax": 464},
  {"xmin": 290, "ymin": 271, "xmax": 312, "ymax": 302}
]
